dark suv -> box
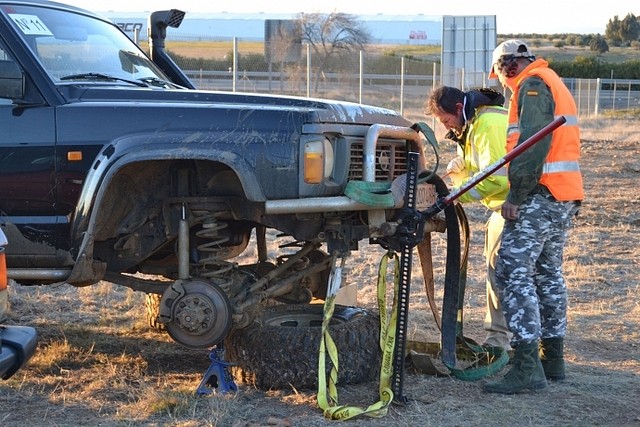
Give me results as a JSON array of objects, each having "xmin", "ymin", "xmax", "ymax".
[{"xmin": 0, "ymin": 1, "xmax": 440, "ymax": 388}]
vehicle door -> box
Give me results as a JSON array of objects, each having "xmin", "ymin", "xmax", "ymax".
[{"xmin": 0, "ymin": 37, "xmax": 59, "ymax": 253}]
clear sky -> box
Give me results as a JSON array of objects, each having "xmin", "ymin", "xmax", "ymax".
[{"xmin": 61, "ymin": 0, "xmax": 637, "ymax": 35}]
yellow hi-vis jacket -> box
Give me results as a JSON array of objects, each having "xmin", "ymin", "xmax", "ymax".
[{"xmin": 455, "ymin": 105, "xmax": 509, "ymax": 211}]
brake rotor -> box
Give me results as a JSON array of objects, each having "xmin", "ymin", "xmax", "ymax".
[{"xmin": 164, "ymin": 279, "xmax": 232, "ymax": 349}]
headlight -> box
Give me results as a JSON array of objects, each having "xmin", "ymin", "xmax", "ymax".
[{"xmin": 303, "ymin": 138, "xmax": 334, "ymax": 184}]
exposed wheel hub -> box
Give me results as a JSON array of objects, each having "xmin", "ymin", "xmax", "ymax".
[
  {"xmin": 161, "ymin": 279, "xmax": 232, "ymax": 349},
  {"xmin": 174, "ymin": 294, "xmax": 215, "ymax": 333}
]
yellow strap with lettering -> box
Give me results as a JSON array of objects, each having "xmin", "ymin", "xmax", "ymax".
[{"xmin": 317, "ymin": 252, "xmax": 399, "ymax": 420}]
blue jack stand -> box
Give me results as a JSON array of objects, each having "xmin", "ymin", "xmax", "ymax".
[{"xmin": 196, "ymin": 345, "xmax": 238, "ymax": 396}]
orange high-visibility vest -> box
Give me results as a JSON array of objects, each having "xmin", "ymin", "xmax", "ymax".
[{"xmin": 506, "ymin": 59, "xmax": 584, "ymax": 202}]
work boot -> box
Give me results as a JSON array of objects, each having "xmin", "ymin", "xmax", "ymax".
[
  {"xmin": 540, "ymin": 337, "xmax": 565, "ymax": 381},
  {"xmin": 484, "ymin": 341, "xmax": 547, "ymax": 394}
]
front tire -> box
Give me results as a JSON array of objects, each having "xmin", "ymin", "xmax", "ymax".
[{"xmin": 224, "ymin": 304, "xmax": 381, "ymax": 390}]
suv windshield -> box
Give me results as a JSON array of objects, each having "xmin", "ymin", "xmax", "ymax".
[{"xmin": 2, "ymin": 4, "xmax": 169, "ymax": 84}]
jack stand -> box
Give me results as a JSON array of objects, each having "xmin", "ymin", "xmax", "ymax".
[{"xmin": 196, "ymin": 346, "xmax": 238, "ymax": 396}]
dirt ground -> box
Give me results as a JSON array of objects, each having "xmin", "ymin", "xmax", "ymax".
[{"xmin": 1, "ymin": 118, "xmax": 638, "ymax": 426}]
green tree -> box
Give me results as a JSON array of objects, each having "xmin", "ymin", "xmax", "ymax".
[
  {"xmin": 579, "ymin": 34, "xmax": 593, "ymax": 47},
  {"xmin": 590, "ymin": 35, "xmax": 609, "ymax": 54},
  {"xmin": 620, "ymin": 13, "xmax": 640, "ymax": 43},
  {"xmin": 605, "ymin": 16, "xmax": 623, "ymax": 45},
  {"xmin": 296, "ymin": 12, "xmax": 372, "ymax": 92},
  {"xmin": 565, "ymin": 34, "xmax": 579, "ymax": 46}
]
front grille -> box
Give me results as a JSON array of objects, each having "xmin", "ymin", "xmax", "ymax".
[{"xmin": 348, "ymin": 140, "xmax": 408, "ymax": 181}]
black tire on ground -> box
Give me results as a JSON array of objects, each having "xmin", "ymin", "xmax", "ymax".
[
  {"xmin": 224, "ymin": 304, "xmax": 381, "ymax": 390},
  {"xmin": 144, "ymin": 293, "xmax": 166, "ymax": 331}
]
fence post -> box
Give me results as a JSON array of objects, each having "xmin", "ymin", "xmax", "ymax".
[
  {"xmin": 612, "ymin": 79, "xmax": 617, "ymax": 112},
  {"xmin": 400, "ymin": 56, "xmax": 405, "ymax": 115},
  {"xmin": 594, "ymin": 78, "xmax": 600, "ymax": 117},
  {"xmin": 431, "ymin": 62, "xmax": 438, "ymax": 130},
  {"xmin": 306, "ymin": 43, "xmax": 311, "ymax": 98},
  {"xmin": 359, "ymin": 50, "xmax": 363, "ymax": 104},
  {"xmin": 432, "ymin": 62, "xmax": 437, "ymax": 89},
  {"xmin": 587, "ymin": 79, "xmax": 592, "ymax": 117},
  {"xmin": 576, "ymin": 79, "xmax": 581, "ymax": 118},
  {"xmin": 232, "ymin": 37, "xmax": 238, "ymax": 92}
]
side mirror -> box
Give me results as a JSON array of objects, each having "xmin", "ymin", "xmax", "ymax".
[{"xmin": 0, "ymin": 60, "xmax": 24, "ymax": 99}]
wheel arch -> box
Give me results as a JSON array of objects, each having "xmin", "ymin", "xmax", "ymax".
[{"xmin": 65, "ymin": 136, "xmax": 265, "ymax": 286}]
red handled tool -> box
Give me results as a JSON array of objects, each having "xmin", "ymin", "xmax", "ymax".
[{"xmin": 426, "ymin": 115, "xmax": 567, "ymax": 216}]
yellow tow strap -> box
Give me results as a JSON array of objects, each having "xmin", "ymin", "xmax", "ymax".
[{"xmin": 317, "ymin": 252, "xmax": 399, "ymax": 420}]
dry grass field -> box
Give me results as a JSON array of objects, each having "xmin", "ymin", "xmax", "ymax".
[
  {"xmin": 157, "ymin": 39, "xmax": 637, "ymax": 64},
  {"xmin": 1, "ymin": 116, "xmax": 638, "ymax": 426}
]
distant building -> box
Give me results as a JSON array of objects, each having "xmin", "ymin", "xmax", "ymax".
[{"xmin": 101, "ymin": 11, "xmax": 442, "ymax": 45}]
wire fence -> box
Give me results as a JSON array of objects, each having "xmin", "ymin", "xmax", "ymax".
[{"xmin": 166, "ymin": 39, "xmax": 640, "ymax": 126}]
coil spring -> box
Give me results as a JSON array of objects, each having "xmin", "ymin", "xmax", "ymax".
[{"xmin": 193, "ymin": 210, "xmax": 234, "ymax": 282}]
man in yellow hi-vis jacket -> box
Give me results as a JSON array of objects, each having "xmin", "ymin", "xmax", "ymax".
[{"xmin": 425, "ymin": 86, "xmax": 511, "ymax": 352}]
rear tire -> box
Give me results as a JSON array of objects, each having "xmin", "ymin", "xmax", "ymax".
[
  {"xmin": 224, "ymin": 304, "xmax": 381, "ymax": 390},
  {"xmin": 144, "ymin": 293, "xmax": 166, "ymax": 331}
]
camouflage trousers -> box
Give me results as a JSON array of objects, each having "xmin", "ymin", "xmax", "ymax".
[{"xmin": 495, "ymin": 192, "xmax": 580, "ymax": 345}]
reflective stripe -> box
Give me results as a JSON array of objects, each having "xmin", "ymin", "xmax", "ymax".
[
  {"xmin": 483, "ymin": 107, "xmax": 508, "ymax": 116},
  {"xmin": 543, "ymin": 160, "xmax": 581, "ymax": 174},
  {"xmin": 557, "ymin": 114, "xmax": 578, "ymax": 126},
  {"xmin": 469, "ymin": 188, "xmax": 482, "ymax": 200},
  {"xmin": 507, "ymin": 124, "xmax": 519, "ymax": 137}
]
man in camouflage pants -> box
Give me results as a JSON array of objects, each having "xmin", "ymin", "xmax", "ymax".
[{"xmin": 484, "ymin": 40, "xmax": 584, "ymax": 394}]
